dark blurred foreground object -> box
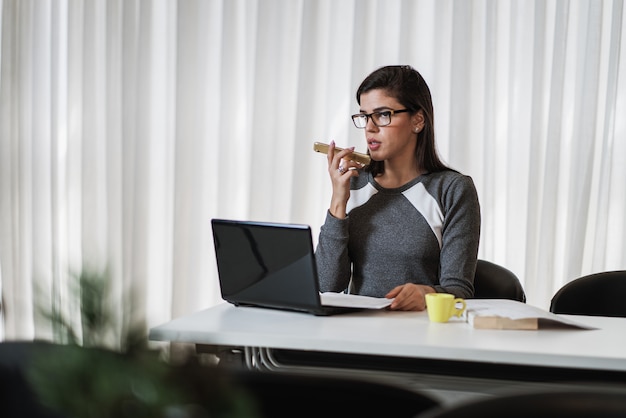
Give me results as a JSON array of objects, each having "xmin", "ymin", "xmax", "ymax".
[
  {"xmin": 0, "ymin": 341, "xmax": 256, "ymax": 418},
  {"xmin": 416, "ymin": 387, "xmax": 626, "ymax": 418},
  {"xmin": 550, "ymin": 270, "xmax": 626, "ymax": 317},
  {"xmin": 0, "ymin": 342, "xmax": 70, "ymax": 417},
  {"xmin": 473, "ymin": 259, "xmax": 527, "ymax": 302},
  {"xmin": 0, "ymin": 341, "xmax": 439, "ymax": 418},
  {"xmin": 225, "ymin": 368, "xmax": 440, "ymax": 418}
]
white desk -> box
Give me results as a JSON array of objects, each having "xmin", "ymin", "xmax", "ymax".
[{"xmin": 149, "ymin": 302, "xmax": 626, "ymax": 403}]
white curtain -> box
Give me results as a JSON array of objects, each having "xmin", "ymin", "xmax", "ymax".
[{"xmin": 1, "ymin": 0, "xmax": 624, "ymax": 341}]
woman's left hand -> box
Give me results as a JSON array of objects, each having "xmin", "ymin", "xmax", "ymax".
[{"xmin": 385, "ymin": 284, "xmax": 435, "ymax": 311}]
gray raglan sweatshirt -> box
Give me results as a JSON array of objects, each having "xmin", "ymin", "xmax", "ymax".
[{"xmin": 315, "ymin": 169, "xmax": 481, "ymax": 298}]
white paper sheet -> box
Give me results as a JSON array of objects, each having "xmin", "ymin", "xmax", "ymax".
[{"xmin": 320, "ymin": 292, "xmax": 393, "ymax": 309}]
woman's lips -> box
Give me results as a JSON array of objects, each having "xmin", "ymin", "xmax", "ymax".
[{"xmin": 368, "ymin": 140, "xmax": 381, "ymax": 152}]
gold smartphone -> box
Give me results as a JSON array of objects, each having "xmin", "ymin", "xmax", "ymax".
[{"xmin": 313, "ymin": 142, "xmax": 371, "ymax": 166}]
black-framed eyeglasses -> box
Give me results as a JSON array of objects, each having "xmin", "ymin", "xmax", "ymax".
[{"xmin": 351, "ymin": 109, "xmax": 410, "ymax": 128}]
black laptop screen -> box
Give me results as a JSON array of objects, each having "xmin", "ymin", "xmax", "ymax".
[{"xmin": 211, "ymin": 219, "xmax": 322, "ymax": 310}]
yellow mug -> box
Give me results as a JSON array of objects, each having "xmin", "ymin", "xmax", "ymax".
[{"xmin": 425, "ymin": 293, "xmax": 466, "ymax": 323}]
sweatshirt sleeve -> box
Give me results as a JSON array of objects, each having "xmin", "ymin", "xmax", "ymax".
[
  {"xmin": 434, "ymin": 174, "xmax": 481, "ymax": 298},
  {"xmin": 314, "ymin": 210, "xmax": 353, "ymax": 293}
]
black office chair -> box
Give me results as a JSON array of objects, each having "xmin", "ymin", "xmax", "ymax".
[
  {"xmin": 0, "ymin": 341, "xmax": 71, "ymax": 418},
  {"xmin": 416, "ymin": 387, "xmax": 626, "ymax": 418},
  {"xmin": 549, "ymin": 270, "xmax": 626, "ymax": 317},
  {"xmin": 225, "ymin": 369, "xmax": 440, "ymax": 418},
  {"xmin": 473, "ymin": 259, "xmax": 526, "ymax": 302}
]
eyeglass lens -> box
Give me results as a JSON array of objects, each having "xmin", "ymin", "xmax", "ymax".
[{"xmin": 352, "ymin": 111, "xmax": 391, "ymax": 128}]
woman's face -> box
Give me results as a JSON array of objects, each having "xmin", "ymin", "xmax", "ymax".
[{"xmin": 358, "ymin": 89, "xmax": 422, "ymax": 163}]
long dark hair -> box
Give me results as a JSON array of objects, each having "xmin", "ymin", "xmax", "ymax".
[{"xmin": 356, "ymin": 65, "xmax": 450, "ymax": 176}]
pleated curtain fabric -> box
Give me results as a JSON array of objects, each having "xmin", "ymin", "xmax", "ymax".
[{"xmin": 0, "ymin": 0, "xmax": 624, "ymax": 340}]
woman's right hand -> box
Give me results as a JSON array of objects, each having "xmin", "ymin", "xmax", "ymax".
[{"xmin": 327, "ymin": 140, "xmax": 360, "ymax": 219}]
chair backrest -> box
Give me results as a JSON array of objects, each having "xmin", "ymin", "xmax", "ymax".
[
  {"xmin": 549, "ymin": 270, "xmax": 626, "ymax": 317},
  {"xmin": 473, "ymin": 259, "xmax": 526, "ymax": 302},
  {"xmin": 416, "ymin": 387, "xmax": 626, "ymax": 418},
  {"xmin": 229, "ymin": 368, "xmax": 440, "ymax": 418}
]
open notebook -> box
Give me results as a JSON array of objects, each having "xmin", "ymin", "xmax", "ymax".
[{"xmin": 211, "ymin": 218, "xmax": 392, "ymax": 315}]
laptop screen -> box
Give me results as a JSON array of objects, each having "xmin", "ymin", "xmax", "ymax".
[{"xmin": 211, "ymin": 219, "xmax": 322, "ymax": 312}]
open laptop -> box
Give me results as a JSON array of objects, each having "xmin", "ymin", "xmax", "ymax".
[{"xmin": 211, "ymin": 218, "xmax": 392, "ymax": 316}]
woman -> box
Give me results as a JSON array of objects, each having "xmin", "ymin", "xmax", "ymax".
[{"xmin": 315, "ymin": 65, "xmax": 481, "ymax": 311}]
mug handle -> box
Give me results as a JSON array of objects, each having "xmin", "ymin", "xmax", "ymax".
[{"xmin": 452, "ymin": 298, "xmax": 466, "ymax": 317}]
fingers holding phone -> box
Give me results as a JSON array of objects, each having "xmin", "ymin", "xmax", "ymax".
[
  {"xmin": 327, "ymin": 141, "xmax": 361, "ymax": 179},
  {"xmin": 314, "ymin": 141, "xmax": 362, "ymax": 218},
  {"xmin": 313, "ymin": 141, "xmax": 367, "ymax": 178},
  {"xmin": 313, "ymin": 141, "xmax": 370, "ymax": 166}
]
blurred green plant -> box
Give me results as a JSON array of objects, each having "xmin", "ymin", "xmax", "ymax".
[
  {"xmin": 37, "ymin": 267, "xmax": 132, "ymax": 351},
  {"xmin": 25, "ymin": 267, "xmax": 260, "ymax": 418}
]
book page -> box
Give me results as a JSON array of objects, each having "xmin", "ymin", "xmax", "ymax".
[
  {"xmin": 320, "ymin": 292, "xmax": 393, "ymax": 309},
  {"xmin": 465, "ymin": 299, "xmax": 597, "ymax": 330}
]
